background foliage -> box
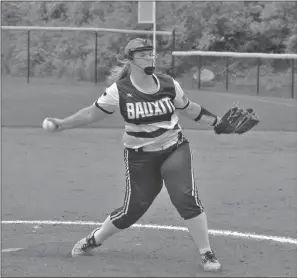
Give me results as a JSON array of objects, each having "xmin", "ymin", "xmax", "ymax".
[{"xmin": 1, "ymin": 1, "xmax": 297, "ymax": 83}]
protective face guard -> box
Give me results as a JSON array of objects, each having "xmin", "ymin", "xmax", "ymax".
[{"xmin": 127, "ymin": 45, "xmax": 154, "ymax": 60}]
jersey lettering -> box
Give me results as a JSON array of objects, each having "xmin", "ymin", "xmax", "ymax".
[
  {"xmin": 127, "ymin": 103, "xmax": 135, "ymax": 119},
  {"xmin": 125, "ymin": 97, "xmax": 174, "ymax": 120},
  {"xmin": 146, "ymin": 102, "xmax": 154, "ymax": 117},
  {"xmin": 135, "ymin": 102, "xmax": 145, "ymax": 119},
  {"xmin": 164, "ymin": 98, "xmax": 174, "ymax": 112},
  {"xmin": 151, "ymin": 101, "xmax": 163, "ymax": 116},
  {"xmin": 118, "ymin": 73, "xmax": 177, "ymax": 125},
  {"xmin": 158, "ymin": 100, "xmax": 167, "ymax": 114}
]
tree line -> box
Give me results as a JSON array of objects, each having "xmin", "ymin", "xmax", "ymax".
[{"xmin": 2, "ymin": 1, "xmax": 297, "ymax": 82}]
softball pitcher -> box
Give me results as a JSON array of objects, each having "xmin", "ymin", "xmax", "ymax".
[{"xmin": 45, "ymin": 38, "xmax": 222, "ymax": 272}]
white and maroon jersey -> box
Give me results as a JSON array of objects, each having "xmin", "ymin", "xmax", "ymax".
[{"xmin": 94, "ymin": 73, "xmax": 186, "ymax": 149}]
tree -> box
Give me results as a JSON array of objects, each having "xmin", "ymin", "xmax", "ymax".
[{"xmin": 2, "ymin": 1, "xmax": 296, "ymax": 80}]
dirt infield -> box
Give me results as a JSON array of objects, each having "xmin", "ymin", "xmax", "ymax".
[
  {"xmin": 1, "ymin": 77, "xmax": 297, "ymax": 276},
  {"xmin": 2, "ymin": 128, "xmax": 297, "ymax": 277}
]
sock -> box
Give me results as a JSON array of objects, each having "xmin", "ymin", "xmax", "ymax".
[
  {"xmin": 93, "ymin": 215, "xmax": 121, "ymax": 245},
  {"xmin": 200, "ymin": 247, "xmax": 212, "ymax": 255},
  {"xmin": 184, "ymin": 212, "xmax": 212, "ymax": 255}
]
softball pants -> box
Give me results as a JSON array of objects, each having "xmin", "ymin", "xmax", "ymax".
[{"xmin": 110, "ymin": 133, "xmax": 204, "ymax": 229}]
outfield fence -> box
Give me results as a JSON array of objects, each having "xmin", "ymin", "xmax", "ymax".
[
  {"xmin": 173, "ymin": 51, "xmax": 297, "ymax": 98},
  {"xmin": 2, "ymin": 25, "xmax": 297, "ymax": 98},
  {"xmin": 1, "ymin": 26, "xmax": 175, "ymax": 84}
]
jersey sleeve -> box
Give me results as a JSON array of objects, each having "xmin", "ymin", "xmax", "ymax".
[
  {"xmin": 94, "ymin": 83, "xmax": 119, "ymax": 114},
  {"xmin": 172, "ymin": 79, "xmax": 189, "ymax": 109}
]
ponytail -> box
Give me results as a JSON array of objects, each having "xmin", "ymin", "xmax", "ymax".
[{"xmin": 107, "ymin": 63, "xmax": 131, "ymax": 85}]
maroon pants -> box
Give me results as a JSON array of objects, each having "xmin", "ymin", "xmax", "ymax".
[{"xmin": 110, "ymin": 133, "xmax": 204, "ymax": 229}]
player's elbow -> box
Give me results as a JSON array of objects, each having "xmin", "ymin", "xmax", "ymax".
[
  {"xmin": 88, "ymin": 104, "xmax": 111, "ymax": 123},
  {"xmin": 178, "ymin": 101, "xmax": 202, "ymax": 120}
]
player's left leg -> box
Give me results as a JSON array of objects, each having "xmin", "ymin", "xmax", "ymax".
[
  {"xmin": 160, "ymin": 139, "xmax": 221, "ymax": 272},
  {"xmin": 71, "ymin": 148, "xmax": 163, "ymax": 257}
]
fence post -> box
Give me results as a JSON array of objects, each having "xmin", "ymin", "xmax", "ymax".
[
  {"xmin": 95, "ymin": 32, "xmax": 98, "ymax": 84},
  {"xmin": 171, "ymin": 28, "xmax": 175, "ymax": 77},
  {"xmin": 27, "ymin": 30, "xmax": 30, "ymax": 84},
  {"xmin": 225, "ymin": 56, "xmax": 229, "ymax": 91},
  {"xmin": 197, "ymin": 56, "xmax": 201, "ymax": 89},
  {"xmin": 256, "ymin": 57, "xmax": 260, "ymax": 96},
  {"xmin": 292, "ymin": 59, "xmax": 295, "ymax": 99}
]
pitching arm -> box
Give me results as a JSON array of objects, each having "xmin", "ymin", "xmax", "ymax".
[{"xmin": 48, "ymin": 83, "xmax": 119, "ymax": 131}]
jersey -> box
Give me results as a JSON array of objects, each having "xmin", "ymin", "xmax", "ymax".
[{"xmin": 94, "ymin": 73, "xmax": 187, "ymax": 149}]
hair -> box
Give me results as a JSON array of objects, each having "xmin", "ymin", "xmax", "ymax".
[{"xmin": 107, "ymin": 63, "xmax": 131, "ymax": 85}]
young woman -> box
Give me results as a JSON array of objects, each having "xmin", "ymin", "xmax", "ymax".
[{"xmin": 45, "ymin": 38, "xmax": 222, "ymax": 272}]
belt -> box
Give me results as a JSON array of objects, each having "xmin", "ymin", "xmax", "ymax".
[{"xmin": 129, "ymin": 139, "xmax": 178, "ymax": 153}]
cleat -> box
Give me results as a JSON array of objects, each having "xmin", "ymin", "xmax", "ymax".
[
  {"xmin": 71, "ymin": 228, "xmax": 102, "ymax": 257},
  {"xmin": 201, "ymin": 251, "xmax": 222, "ymax": 272}
]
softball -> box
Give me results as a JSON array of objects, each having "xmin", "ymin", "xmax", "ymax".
[{"xmin": 42, "ymin": 118, "xmax": 57, "ymax": 131}]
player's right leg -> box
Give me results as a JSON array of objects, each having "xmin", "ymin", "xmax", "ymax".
[
  {"xmin": 71, "ymin": 148, "xmax": 163, "ymax": 257},
  {"xmin": 160, "ymin": 140, "xmax": 221, "ymax": 272}
]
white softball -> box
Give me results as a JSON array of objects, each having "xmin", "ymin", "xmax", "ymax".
[{"xmin": 42, "ymin": 118, "xmax": 57, "ymax": 131}]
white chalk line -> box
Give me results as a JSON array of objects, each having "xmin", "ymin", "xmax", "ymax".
[
  {"xmin": 2, "ymin": 220, "xmax": 297, "ymax": 245},
  {"xmin": 2, "ymin": 248, "xmax": 24, "ymax": 253}
]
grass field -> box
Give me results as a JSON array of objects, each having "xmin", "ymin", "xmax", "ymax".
[
  {"xmin": 1, "ymin": 77, "xmax": 297, "ymax": 277},
  {"xmin": 2, "ymin": 76, "xmax": 297, "ymax": 131}
]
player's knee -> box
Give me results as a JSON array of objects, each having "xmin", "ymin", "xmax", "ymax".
[
  {"xmin": 170, "ymin": 194, "xmax": 204, "ymax": 220},
  {"xmin": 181, "ymin": 207, "xmax": 204, "ymax": 220},
  {"xmin": 131, "ymin": 200, "xmax": 152, "ymax": 215},
  {"xmin": 112, "ymin": 217, "xmax": 136, "ymax": 229},
  {"xmin": 111, "ymin": 201, "xmax": 152, "ymax": 229},
  {"xmin": 176, "ymin": 203, "xmax": 204, "ymax": 220}
]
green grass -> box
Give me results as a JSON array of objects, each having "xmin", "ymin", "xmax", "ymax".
[{"xmin": 2, "ymin": 76, "xmax": 297, "ymax": 131}]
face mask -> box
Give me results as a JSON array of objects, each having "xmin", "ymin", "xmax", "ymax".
[
  {"xmin": 132, "ymin": 57, "xmax": 155, "ymax": 75},
  {"xmin": 143, "ymin": 66, "xmax": 155, "ymax": 75}
]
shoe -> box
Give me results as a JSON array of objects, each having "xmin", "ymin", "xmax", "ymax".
[
  {"xmin": 201, "ymin": 250, "xmax": 221, "ymax": 272},
  {"xmin": 71, "ymin": 228, "xmax": 102, "ymax": 257}
]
